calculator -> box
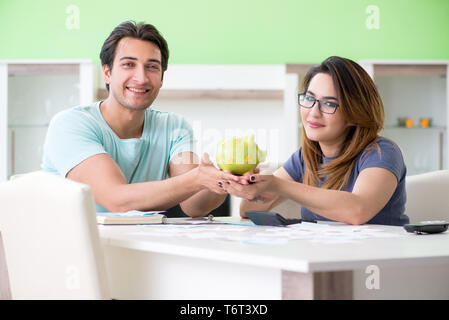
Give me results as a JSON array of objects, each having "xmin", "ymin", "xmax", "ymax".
[
  {"xmin": 245, "ymin": 211, "xmax": 305, "ymax": 226},
  {"xmin": 404, "ymin": 221, "xmax": 449, "ymax": 234}
]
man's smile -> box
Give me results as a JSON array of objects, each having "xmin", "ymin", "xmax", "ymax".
[{"xmin": 126, "ymin": 86, "xmax": 150, "ymax": 95}]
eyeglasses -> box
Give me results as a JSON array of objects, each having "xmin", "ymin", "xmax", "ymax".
[{"xmin": 298, "ymin": 93, "xmax": 339, "ymax": 114}]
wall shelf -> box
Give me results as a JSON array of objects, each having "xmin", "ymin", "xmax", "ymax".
[
  {"xmin": 374, "ymin": 64, "xmax": 446, "ymax": 77},
  {"xmin": 97, "ymin": 88, "xmax": 283, "ymax": 101},
  {"xmin": 8, "ymin": 124, "xmax": 50, "ymax": 128},
  {"xmin": 286, "ymin": 64, "xmax": 318, "ymax": 75},
  {"xmin": 8, "ymin": 64, "xmax": 79, "ymax": 76},
  {"xmin": 383, "ymin": 125, "xmax": 446, "ymax": 130}
]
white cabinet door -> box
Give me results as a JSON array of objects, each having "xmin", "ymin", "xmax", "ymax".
[{"xmin": 1, "ymin": 60, "xmax": 94, "ymax": 180}]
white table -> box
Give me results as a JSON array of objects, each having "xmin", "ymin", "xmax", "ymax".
[{"xmin": 98, "ymin": 218, "xmax": 449, "ymax": 299}]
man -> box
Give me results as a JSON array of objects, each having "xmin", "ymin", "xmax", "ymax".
[{"xmin": 42, "ymin": 21, "xmax": 236, "ymax": 216}]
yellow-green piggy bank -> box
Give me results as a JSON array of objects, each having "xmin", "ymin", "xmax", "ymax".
[{"xmin": 216, "ymin": 134, "xmax": 266, "ymax": 175}]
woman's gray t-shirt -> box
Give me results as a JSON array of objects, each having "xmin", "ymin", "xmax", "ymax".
[{"xmin": 282, "ymin": 138, "xmax": 409, "ymax": 226}]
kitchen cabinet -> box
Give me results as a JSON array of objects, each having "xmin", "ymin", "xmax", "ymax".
[{"xmin": 0, "ymin": 60, "xmax": 94, "ymax": 180}]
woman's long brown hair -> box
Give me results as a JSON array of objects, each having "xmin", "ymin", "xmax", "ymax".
[{"xmin": 301, "ymin": 56, "xmax": 385, "ymax": 190}]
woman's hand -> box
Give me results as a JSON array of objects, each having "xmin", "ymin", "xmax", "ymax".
[
  {"xmin": 248, "ymin": 191, "xmax": 278, "ymax": 203},
  {"xmin": 224, "ymin": 168, "xmax": 274, "ymax": 202},
  {"xmin": 238, "ymin": 168, "xmax": 260, "ymax": 185},
  {"xmin": 220, "ymin": 174, "xmax": 277, "ymax": 201}
]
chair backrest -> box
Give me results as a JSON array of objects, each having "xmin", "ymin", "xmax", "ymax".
[
  {"xmin": 405, "ymin": 170, "xmax": 449, "ymax": 223},
  {"xmin": 0, "ymin": 171, "xmax": 110, "ymax": 299}
]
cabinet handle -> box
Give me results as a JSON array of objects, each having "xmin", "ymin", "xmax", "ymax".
[
  {"xmin": 439, "ymin": 130, "xmax": 444, "ymax": 170},
  {"xmin": 10, "ymin": 129, "xmax": 15, "ymax": 176}
]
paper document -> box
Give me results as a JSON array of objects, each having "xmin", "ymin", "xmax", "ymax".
[{"xmin": 124, "ymin": 222, "xmax": 402, "ymax": 245}]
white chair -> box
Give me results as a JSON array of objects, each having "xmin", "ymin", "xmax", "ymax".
[
  {"xmin": 405, "ymin": 170, "xmax": 449, "ymax": 223},
  {"xmin": 0, "ymin": 171, "xmax": 110, "ymax": 299}
]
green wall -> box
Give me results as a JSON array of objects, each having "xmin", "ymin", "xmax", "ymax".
[{"xmin": 1, "ymin": 0, "xmax": 448, "ymax": 64}]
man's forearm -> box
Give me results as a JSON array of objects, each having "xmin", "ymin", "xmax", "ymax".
[
  {"xmin": 107, "ymin": 168, "xmax": 203, "ymax": 212},
  {"xmin": 180, "ymin": 189, "xmax": 228, "ymax": 217}
]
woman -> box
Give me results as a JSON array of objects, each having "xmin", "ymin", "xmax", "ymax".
[{"xmin": 222, "ymin": 56, "xmax": 409, "ymax": 226}]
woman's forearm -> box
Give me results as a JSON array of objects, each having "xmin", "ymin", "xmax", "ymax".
[
  {"xmin": 272, "ymin": 177, "xmax": 367, "ymax": 225},
  {"xmin": 240, "ymin": 199, "xmax": 273, "ymax": 218}
]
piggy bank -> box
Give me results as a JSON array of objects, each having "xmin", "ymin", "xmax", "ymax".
[{"xmin": 216, "ymin": 134, "xmax": 266, "ymax": 175}]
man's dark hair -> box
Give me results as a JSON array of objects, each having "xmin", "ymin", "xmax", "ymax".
[{"xmin": 100, "ymin": 21, "xmax": 169, "ymax": 91}]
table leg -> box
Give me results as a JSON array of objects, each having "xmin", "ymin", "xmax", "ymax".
[
  {"xmin": 282, "ymin": 270, "xmax": 353, "ymax": 300},
  {"xmin": 0, "ymin": 232, "xmax": 12, "ymax": 300}
]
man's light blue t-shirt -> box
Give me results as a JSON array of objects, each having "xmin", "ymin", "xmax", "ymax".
[{"xmin": 42, "ymin": 101, "xmax": 195, "ymax": 212}]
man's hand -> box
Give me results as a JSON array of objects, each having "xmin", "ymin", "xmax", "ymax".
[{"xmin": 195, "ymin": 153, "xmax": 237, "ymax": 195}]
